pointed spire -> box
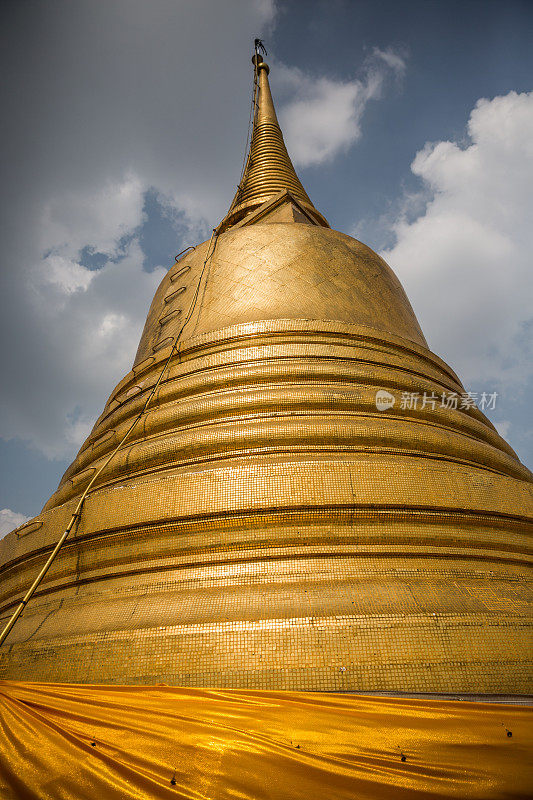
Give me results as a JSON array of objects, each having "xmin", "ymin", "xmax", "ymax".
[{"xmin": 219, "ymin": 54, "xmax": 328, "ymax": 232}]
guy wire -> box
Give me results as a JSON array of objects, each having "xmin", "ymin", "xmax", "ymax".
[{"xmin": 235, "ymin": 43, "xmax": 260, "ymax": 200}]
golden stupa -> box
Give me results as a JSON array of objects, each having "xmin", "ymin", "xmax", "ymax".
[{"xmin": 0, "ymin": 54, "xmax": 531, "ymax": 695}]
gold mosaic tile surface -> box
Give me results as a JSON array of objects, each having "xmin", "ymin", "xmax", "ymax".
[{"xmin": 0, "ymin": 224, "xmax": 531, "ymax": 692}]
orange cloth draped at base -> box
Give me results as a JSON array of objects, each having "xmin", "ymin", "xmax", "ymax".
[{"xmin": 0, "ymin": 682, "xmax": 532, "ymax": 799}]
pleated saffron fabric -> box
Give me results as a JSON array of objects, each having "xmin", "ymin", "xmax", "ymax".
[{"xmin": 1, "ymin": 682, "xmax": 532, "ymax": 799}]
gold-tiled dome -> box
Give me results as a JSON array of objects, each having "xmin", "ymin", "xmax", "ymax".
[{"xmin": 0, "ymin": 58, "xmax": 531, "ymax": 693}]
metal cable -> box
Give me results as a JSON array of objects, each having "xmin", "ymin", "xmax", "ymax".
[{"xmin": 234, "ymin": 42, "xmax": 260, "ymax": 205}]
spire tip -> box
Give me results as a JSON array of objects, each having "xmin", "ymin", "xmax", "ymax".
[{"xmin": 218, "ymin": 39, "xmax": 327, "ymax": 232}]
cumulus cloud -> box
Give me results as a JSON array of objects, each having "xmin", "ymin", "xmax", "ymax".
[
  {"xmin": 39, "ymin": 255, "xmax": 95, "ymax": 297},
  {"xmin": 382, "ymin": 91, "xmax": 533, "ymax": 394},
  {"xmin": 3, "ymin": 235, "xmax": 167, "ymax": 459},
  {"xmin": 276, "ymin": 48, "xmax": 406, "ymax": 167},
  {"xmin": 41, "ymin": 175, "xmax": 145, "ymax": 259},
  {"xmin": 0, "ymin": 509, "xmax": 30, "ymax": 538}
]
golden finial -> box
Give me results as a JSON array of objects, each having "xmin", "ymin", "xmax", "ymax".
[{"xmin": 219, "ymin": 45, "xmax": 328, "ymax": 231}]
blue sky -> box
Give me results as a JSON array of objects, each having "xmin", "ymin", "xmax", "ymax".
[{"xmin": 1, "ymin": 0, "xmax": 532, "ymax": 532}]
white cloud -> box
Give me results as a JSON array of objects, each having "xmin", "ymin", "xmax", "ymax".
[
  {"xmin": 39, "ymin": 255, "xmax": 95, "ymax": 296},
  {"xmin": 277, "ymin": 48, "xmax": 406, "ymax": 167},
  {"xmin": 0, "ymin": 509, "xmax": 30, "ymax": 538},
  {"xmin": 381, "ymin": 91, "xmax": 533, "ymax": 391},
  {"xmin": 10, "ymin": 240, "xmax": 166, "ymax": 459},
  {"xmin": 41, "ymin": 175, "xmax": 145, "ymax": 259}
]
